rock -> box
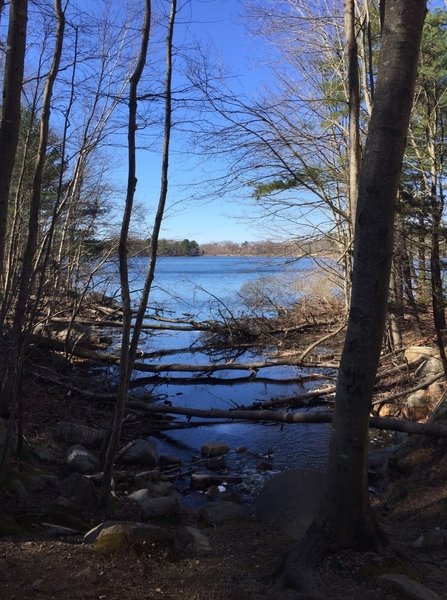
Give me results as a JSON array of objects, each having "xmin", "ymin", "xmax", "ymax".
[
  {"xmin": 129, "ymin": 489, "xmax": 181, "ymax": 520},
  {"xmin": 412, "ymin": 529, "xmax": 447, "ymax": 551},
  {"xmin": 57, "ymin": 421, "xmax": 105, "ymax": 447},
  {"xmin": 405, "ymin": 390, "xmax": 430, "ymax": 420},
  {"xmin": 31, "ymin": 444, "xmax": 59, "ymax": 463},
  {"xmin": 190, "ymin": 472, "xmax": 242, "ymax": 491},
  {"xmin": 377, "ymin": 573, "xmax": 441, "ymax": 600},
  {"xmin": 199, "ymin": 501, "xmax": 249, "ymax": 526},
  {"xmin": 73, "ymin": 565, "xmax": 99, "ymax": 584},
  {"xmin": 205, "ymin": 456, "xmax": 227, "ymax": 471},
  {"xmin": 133, "ymin": 469, "xmax": 160, "ymax": 486},
  {"xmin": 118, "ymin": 439, "xmax": 158, "ymax": 467},
  {"xmin": 66, "ymin": 444, "xmax": 100, "ymax": 474},
  {"xmin": 42, "ymin": 522, "xmax": 82, "ymax": 536},
  {"xmin": 59, "ymin": 473, "xmax": 98, "ymax": 509},
  {"xmin": 368, "ymin": 445, "xmax": 399, "ymax": 472},
  {"xmin": 405, "ymin": 346, "xmax": 439, "ymax": 365},
  {"xmin": 84, "ymin": 520, "xmax": 171, "ymax": 545},
  {"xmin": 201, "ymin": 441, "xmax": 230, "ymax": 458},
  {"xmin": 255, "ymin": 469, "xmax": 325, "ymax": 540},
  {"xmin": 87, "ymin": 521, "xmax": 173, "ymax": 554},
  {"xmin": 256, "ymin": 461, "xmax": 273, "ymax": 472},
  {"xmin": 176, "ymin": 526, "xmax": 211, "ymax": 556},
  {"xmin": 205, "ymin": 485, "xmax": 220, "ymax": 500},
  {"xmin": 430, "ymin": 391, "xmax": 447, "ymax": 424},
  {"xmin": 145, "ymin": 481, "xmax": 174, "ymax": 497},
  {"xmin": 418, "ymin": 357, "xmax": 443, "ymax": 377},
  {"xmin": 235, "ymin": 446, "xmax": 247, "ymax": 453}
]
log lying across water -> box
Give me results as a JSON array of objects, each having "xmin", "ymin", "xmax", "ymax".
[{"xmin": 141, "ymin": 404, "xmax": 447, "ymax": 438}]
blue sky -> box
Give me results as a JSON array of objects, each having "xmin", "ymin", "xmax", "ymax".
[{"xmin": 128, "ymin": 0, "xmax": 272, "ymax": 244}]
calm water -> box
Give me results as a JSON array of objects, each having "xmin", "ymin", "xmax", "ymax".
[{"xmin": 98, "ymin": 255, "xmax": 332, "ymax": 472}]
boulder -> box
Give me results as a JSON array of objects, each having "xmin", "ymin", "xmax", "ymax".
[
  {"xmin": 129, "ymin": 489, "xmax": 180, "ymax": 520},
  {"xmin": 159, "ymin": 455, "xmax": 182, "ymax": 469},
  {"xmin": 205, "ymin": 456, "xmax": 227, "ymax": 472},
  {"xmin": 418, "ymin": 357, "xmax": 443, "ymax": 378},
  {"xmin": 59, "ymin": 473, "xmax": 98, "ymax": 509},
  {"xmin": 118, "ymin": 439, "xmax": 158, "ymax": 467},
  {"xmin": 377, "ymin": 573, "xmax": 441, "ymax": 600},
  {"xmin": 57, "ymin": 421, "xmax": 105, "ymax": 448},
  {"xmin": 199, "ymin": 501, "xmax": 249, "ymax": 526},
  {"xmin": 255, "ymin": 469, "xmax": 325, "ymax": 540},
  {"xmin": 31, "ymin": 444, "xmax": 59, "ymax": 463},
  {"xmin": 405, "ymin": 346, "xmax": 439, "ymax": 365},
  {"xmin": 145, "ymin": 481, "xmax": 174, "ymax": 497},
  {"xmin": 84, "ymin": 520, "xmax": 171, "ymax": 546},
  {"xmin": 405, "ymin": 390, "xmax": 430, "ymax": 420},
  {"xmin": 66, "ymin": 444, "xmax": 100, "ymax": 474},
  {"xmin": 201, "ymin": 441, "xmax": 230, "ymax": 458},
  {"xmin": 175, "ymin": 526, "xmax": 211, "ymax": 556}
]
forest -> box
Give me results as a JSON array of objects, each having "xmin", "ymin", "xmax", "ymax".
[{"xmin": 0, "ymin": 1, "xmax": 446, "ymax": 599}]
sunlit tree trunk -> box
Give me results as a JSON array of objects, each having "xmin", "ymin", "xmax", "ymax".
[{"xmin": 319, "ymin": 0, "xmax": 426, "ymax": 549}]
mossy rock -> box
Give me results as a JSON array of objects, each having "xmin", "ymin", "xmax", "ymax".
[
  {"xmin": 0, "ymin": 512, "xmax": 24, "ymax": 536},
  {"xmin": 358, "ymin": 560, "xmax": 420, "ymax": 580},
  {"xmin": 41, "ymin": 509, "xmax": 89, "ymax": 532},
  {"xmin": 92, "ymin": 531, "xmax": 130, "ymax": 554}
]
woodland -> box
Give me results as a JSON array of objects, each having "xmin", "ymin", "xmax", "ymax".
[{"xmin": 0, "ymin": 0, "xmax": 447, "ymax": 598}]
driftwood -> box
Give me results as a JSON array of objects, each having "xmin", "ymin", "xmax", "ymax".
[{"xmin": 141, "ymin": 404, "xmax": 447, "ymax": 438}]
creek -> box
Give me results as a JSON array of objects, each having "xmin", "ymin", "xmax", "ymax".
[{"xmin": 97, "ymin": 255, "xmax": 333, "ymax": 481}]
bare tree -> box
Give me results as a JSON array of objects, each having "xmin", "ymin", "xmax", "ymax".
[{"xmin": 277, "ymin": 0, "xmax": 426, "ymax": 590}]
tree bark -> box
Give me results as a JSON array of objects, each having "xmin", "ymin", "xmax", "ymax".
[
  {"xmin": 317, "ymin": 0, "xmax": 427, "ymax": 550},
  {"xmin": 0, "ymin": 0, "xmax": 28, "ymax": 290}
]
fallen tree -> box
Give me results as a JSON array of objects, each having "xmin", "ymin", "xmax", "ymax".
[{"xmin": 141, "ymin": 403, "xmax": 447, "ymax": 438}]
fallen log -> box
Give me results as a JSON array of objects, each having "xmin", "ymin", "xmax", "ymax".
[
  {"xmin": 141, "ymin": 404, "xmax": 447, "ymax": 438},
  {"xmin": 129, "ymin": 373, "xmax": 335, "ymax": 387}
]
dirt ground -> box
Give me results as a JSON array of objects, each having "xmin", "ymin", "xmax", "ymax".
[{"xmin": 1, "ymin": 341, "xmax": 447, "ymax": 599}]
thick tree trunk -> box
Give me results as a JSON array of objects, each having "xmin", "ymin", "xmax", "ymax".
[{"xmin": 318, "ymin": 0, "xmax": 427, "ymax": 549}]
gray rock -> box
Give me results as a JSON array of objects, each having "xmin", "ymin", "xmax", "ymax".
[
  {"xmin": 83, "ymin": 520, "xmax": 171, "ymax": 546},
  {"xmin": 190, "ymin": 472, "xmax": 242, "ymax": 491},
  {"xmin": 405, "ymin": 346, "xmax": 439, "ymax": 364},
  {"xmin": 418, "ymin": 357, "xmax": 443, "ymax": 377},
  {"xmin": 73, "ymin": 565, "xmax": 99, "ymax": 584},
  {"xmin": 412, "ymin": 529, "xmax": 447, "ymax": 551},
  {"xmin": 201, "ymin": 441, "xmax": 230, "ymax": 458},
  {"xmin": 119, "ymin": 439, "xmax": 158, "ymax": 467},
  {"xmin": 255, "ymin": 469, "xmax": 325, "ymax": 540},
  {"xmin": 175, "ymin": 526, "xmax": 211, "ymax": 556},
  {"xmin": 199, "ymin": 501, "xmax": 249, "ymax": 526},
  {"xmin": 377, "ymin": 573, "xmax": 441, "ymax": 600},
  {"xmin": 57, "ymin": 421, "xmax": 105, "ymax": 447},
  {"xmin": 31, "ymin": 444, "xmax": 59, "ymax": 463},
  {"xmin": 406, "ymin": 390, "xmax": 430, "ymax": 420},
  {"xmin": 59, "ymin": 473, "xmax": 98, "ymax": 509},
  {"xmin": 66, "ymin": 444, "xmax": 100, "ymax": 474},
  {"xmin": 145, "ymin": 481, "xmax": 174, "ymax": 497},
  {"xmin": 129, "ymin": 489, "xmax": 180, "ymax": 520}
]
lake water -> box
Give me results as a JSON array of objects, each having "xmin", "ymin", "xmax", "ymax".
[{"xmin": 98, "ymin": 255, "xmax": 332, "ymax": 477}]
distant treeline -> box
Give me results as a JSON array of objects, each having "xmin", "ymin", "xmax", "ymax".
[{"xmin": 100, "ymin": 236, "xmax": 335, "ymax": 257}]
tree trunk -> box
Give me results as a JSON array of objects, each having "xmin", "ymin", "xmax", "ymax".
[
  {"xmin": 318, "ymin": 0, "xmax": 426, "ymax": 550},
  {"xmin": 0, "ymin": 0, "xmax": 28, "ymax": 290},
  {"xmin": 100, "ymin": 0, "xmax": 152, "ymax": 507},
  {"xmin": 344, "ymin": 0, "xmax": 361, "ymax": 235}
]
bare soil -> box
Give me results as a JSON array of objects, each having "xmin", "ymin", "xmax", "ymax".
[{"xmin": 1, "ymin": 326, "xmax": 447, "ymax": 599}]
